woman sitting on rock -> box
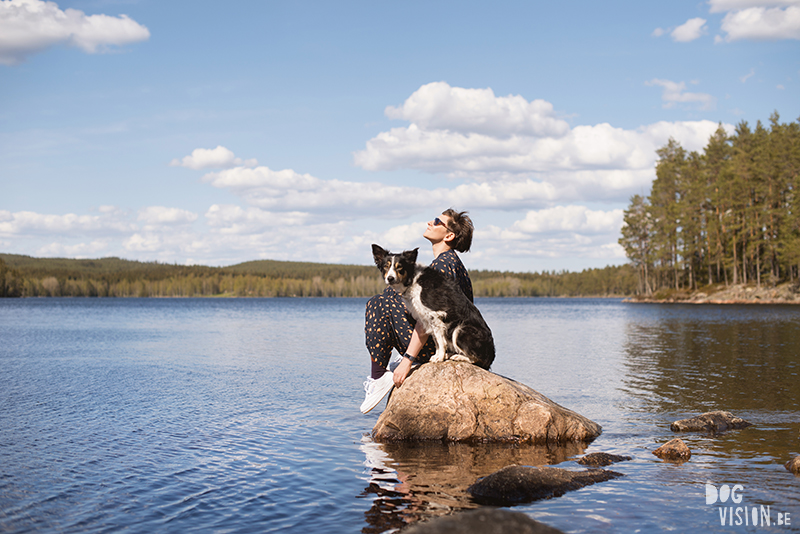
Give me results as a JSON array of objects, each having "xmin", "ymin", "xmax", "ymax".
[{"xmin": 360, "ymin": 209, "xmax": 474, "ymax": 414}]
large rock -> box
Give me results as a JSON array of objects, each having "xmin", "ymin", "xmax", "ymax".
[
  {"xmin": 670, "ymin": 411, "xmax": 752, "ymax": 433},
  {"xmin": 467, "ymin": 465, "xmax": 623, "ymax": 505},
  {"xmin": 401, "ymin": 508, "xmax": 565, "ymax": 534},
  {"xmin": 372, "ymin": 362, "xmax": 602, "ymax": 443}
]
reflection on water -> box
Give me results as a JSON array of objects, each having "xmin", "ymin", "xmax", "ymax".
[
  {"xmin": 621, "ymin": 304, "xmax": 800, "ymax": 414},
  {"xmin": 358, "ymin": 436, "xmax": 587, "ymax": 533}
]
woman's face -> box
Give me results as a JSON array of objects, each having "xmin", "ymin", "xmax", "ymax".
[{"xmin": 423, "ymin": 213, "xmax": 454, "ymax": 243}]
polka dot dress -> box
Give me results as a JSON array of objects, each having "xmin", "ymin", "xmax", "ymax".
[{"xmin": 364, "ymin": 250, "xmax": 473, "ymax": 370}]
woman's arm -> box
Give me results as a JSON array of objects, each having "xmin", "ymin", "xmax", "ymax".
[{"xmin": 393, "ymin": 321, "xmax": 429, "ymax": 387}]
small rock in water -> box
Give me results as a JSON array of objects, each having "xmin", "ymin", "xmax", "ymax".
[
  {"xmin": 670, "ymin": 411, "xmax": 752, "ymax": 433},
  {"xmin": 785, "ymin": 456, "xmax": 800, "ymax": 475},
  {"xmin": 467, "ymin": 465, "xmax": 623, "ymax": 505},
  {"xmin": 653, "ymin": 438, "xmax": 691, "ymax": 461},
  {"xmin": 401, "ymin": 508, "xmax": 565, "ymax": 534},
  {"xmin": 577, "ymin": 452, "xmax": 632, "ymax": 467}
]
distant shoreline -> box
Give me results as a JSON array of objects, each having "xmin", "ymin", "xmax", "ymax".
[{"xmin": 623, "ymin": 282, "xmax": 800, "ymax": 305}]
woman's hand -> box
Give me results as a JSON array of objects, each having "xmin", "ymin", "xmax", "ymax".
[{"xmin": 393, "ymin": 357, "xmax": 413, "ymax": 387}]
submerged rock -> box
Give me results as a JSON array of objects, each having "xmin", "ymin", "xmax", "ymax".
[
  {"xmin": 785, "ymin": 456, "xmax": 800, "ymax": 475},
  {"xmin": 670, "ymin": 411, "xmax": 752, "ymax": 433},
  {"xmin": 466, "ymin": 465, "xmax": 623, "ymax": 505},
  {"xmin": 577, "ymin": 452, "xmax": 632, "ymax": 467},
  {"xmin": 653, "ymin": 438, "xmax": 691, "ymax": 461},
  {"xmin": 372, "ymin": 362, "xmax": 602, "ymax": 443},
  {"xmin": 401, "ymin": 508, "xmax": 565, "ymax": 534}
]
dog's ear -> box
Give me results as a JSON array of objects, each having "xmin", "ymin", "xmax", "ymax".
[
  {"xmin": 372, "ymin": 244, "xmax": 388, "ymax": 267},
  {"xmin": 402, "ymin": 248, "xmax": 419, "ymax": 264}
]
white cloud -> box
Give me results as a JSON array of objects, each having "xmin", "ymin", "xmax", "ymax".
[
  {"xmin": 204, "ymin": 204, "xmax": 309, "ymax": 233},
  {"xmin": 740, "ymin": 68, "xmax": 756, "ymax": 82},
  {"xmin": 652, "ymin": 27, "xmax": 666, "ymax": 37},
  {"xmin": 170, "ymin": 145, "xmax": 257, "ymax": 170},
  {"xmin": 137, "ymin": 206, "xmax": 198, "ymax": 225},
  {"xmin": 718, "ymin": 6, "xmax": 800, "ymax": 41},
  {"xmin": 0, "ymin": 0, "xmax": 150, "ymax": 66},
  {"xmin": 385, "ymin": 81, "xmax": 570, "ymax": 138},
  {"xmin": 708, "ymin": 0, "xmax": 800, "ymax": 14},
  {"xmin": 671, "ymin": 17, "xmax": 708, "ymax": 41},
  {"xmin": 645, "ymin": 78, "xmax": 716, "ymax": 110},
  {"xmin": 354, "ymin": 83, "xmax": 724, "ymax": 194},
  {"xmin": 0, "ymin": 209, "xmax": 134, "ymax": 236},
  {"xmin": 510, "ymin": 206, "xmax": 624, "ymax": 235},
  {"xmin": 476, "ymin": 219, "xmax": 627, "ymax": 264}
]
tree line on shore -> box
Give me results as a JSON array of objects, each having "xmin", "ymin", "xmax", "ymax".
[
  {"xmin": 0, "ymin": 254, "xmax": 637, "ymax": 299},
  {"xmin": 619, "ymin": 112, "xmax": 800, "ymax": 295}
]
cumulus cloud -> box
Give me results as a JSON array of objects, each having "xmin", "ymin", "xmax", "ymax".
[
  {"xmin": 385, "ymin": 82, "xmax": 570, "ymax": 138},
  {"xmin": 170, "ymin": 146, "xmax": 257, "ymax": 170},
  {"xmin": 717, "ymin": 5, "xmax": 800, "ymax": 41},
  {"xmin": 0, "ymin": 208, "xmax": 134, "ymax": 236},
  {"xmin": 354, "ymin": 82, "xmax": 724, "ymax": 196},
  {"xmin": 0, "ymin": 0, "xmax": 150, "ymax": 66},
  {"xmin": 204, "ymin": 204, "xmax": 309, "ymax": 233},
  {"xmin": 510, "ymin": 206, "xmax": 624, "ymax": 235},
  {"xmin": 645, "ymin": 79, "xmax": 716, "ymax": 110},
  {"xmin": 137, "ymin": 206, "xmax": 198, "ymax": 229},
  {"xmin": 671, "ymin": 17, "xmax": 708, "ymax": 41},
  {"xmin": 708, "ymin": 0, "xmax": 800, "ymax": 14}
]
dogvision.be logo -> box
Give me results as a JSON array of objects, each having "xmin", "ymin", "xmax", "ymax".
[{"xmin": 705, "ymin": 483, "xmax": 791, "ymax": 527}]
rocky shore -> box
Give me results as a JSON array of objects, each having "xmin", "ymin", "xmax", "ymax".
[{"xmin": 624, "ymin": 281, "xmax": 800, "ymax": 304}]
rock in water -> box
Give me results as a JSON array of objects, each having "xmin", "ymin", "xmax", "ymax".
[
  {"xmin": 401, "ymin": 508, "xmax": 565, "ymax": 534},
  {"xmin": 670, "ymin": 411, "xmax": 752, "ymax": 433},
  {"xmin": 467, "ymin": 465, "xmax": 623, "ymax": 505},
  {"xmin": 372, "ymin": 362, "xmax": 602, "ymax": 443},
  {"xmin": 785, "ymin": 456, "xmax": 800, "ymax": 475},
  {"xmin": 577, "ymin": 452, "xmax": 632, "ymax": 467},
  {"xmin": 653, "ymin": 438, "xmax": 691, "ymax": 461}
]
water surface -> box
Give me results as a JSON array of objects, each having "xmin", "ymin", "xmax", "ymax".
[{"xmin": 1, "ymin": 298, "xmax": 798, "ymax": 532}]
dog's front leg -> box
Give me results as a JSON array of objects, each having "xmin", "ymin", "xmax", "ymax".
[{"xmin": 428, "ymin": 319, "xmax": 448, "ymax": 363}]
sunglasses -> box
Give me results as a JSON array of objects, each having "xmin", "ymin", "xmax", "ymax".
[{"xmin": 434, "ymin": 217, "xmax": 454, "ymax": 232}]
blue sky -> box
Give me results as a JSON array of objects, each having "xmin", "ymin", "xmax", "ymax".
[{"xmin": 1, "ymin": 0, "xmax": 799, "ymax": 272}]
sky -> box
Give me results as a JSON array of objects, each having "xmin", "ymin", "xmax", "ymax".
[{"xmin": 1, "ymin": 0, "xmax": 799, "ymax": 272}]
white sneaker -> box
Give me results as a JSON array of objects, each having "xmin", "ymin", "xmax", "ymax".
[{"xmin": 360, "ymin": 372, "xmax": 394, "ymax": 414}]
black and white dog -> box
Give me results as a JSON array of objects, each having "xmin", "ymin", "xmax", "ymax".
[{"xmin": 372, "ymin": 244, "xmax": 495, "ymax": 370}]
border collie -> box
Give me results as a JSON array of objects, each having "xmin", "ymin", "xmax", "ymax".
[{"xmin": 372, "ymin": 244, "xmax": 495, "ymax": 369}]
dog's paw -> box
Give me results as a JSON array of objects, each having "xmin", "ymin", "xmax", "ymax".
[
  {"xmin": 429, "ymin": 352, "xmax": 445, "ymax": 363},
  {"xmin": 449, "ymin": 353, "xmax": 472, "ymax": 363}
]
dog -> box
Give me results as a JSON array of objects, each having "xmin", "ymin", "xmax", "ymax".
[{"xmin": 372, "ymin": 244, "xmax": 495, "ymax": 369}]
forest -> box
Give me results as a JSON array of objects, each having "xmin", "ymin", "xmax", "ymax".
[
  {"xmin": 0, "ymin": 253, "xmax": 637, "ymax": 299},
  {"xmin": 619, "ymin": 112, "xmax": 800, "ymax": 295}
]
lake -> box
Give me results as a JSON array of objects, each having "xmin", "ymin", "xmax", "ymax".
[{"xmin": 1, "ymin": 297, "xmax": 798, "ymax": 533}]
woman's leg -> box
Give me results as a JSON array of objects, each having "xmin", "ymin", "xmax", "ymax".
[{"xmin": 365, "ymin": 287, "xmax": 435, "ymax": 379}]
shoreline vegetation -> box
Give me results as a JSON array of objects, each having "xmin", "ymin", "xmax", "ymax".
[
  {"xmin": 619, "ymin": 113, "xmax": 800, "ymax": 301},
  {"xmin": 0, "ymin": 253, "xmax": 638, "ymax": 299}
]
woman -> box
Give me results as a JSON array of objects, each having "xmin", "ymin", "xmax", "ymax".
[{"xmin": 361, "ymin": 209, "xmax": 474, "ymax": 413}]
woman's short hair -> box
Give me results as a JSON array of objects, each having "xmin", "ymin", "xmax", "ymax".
[{"xmin": 442, "ymin": 208, "xmax": 473, "ymax": 253}]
